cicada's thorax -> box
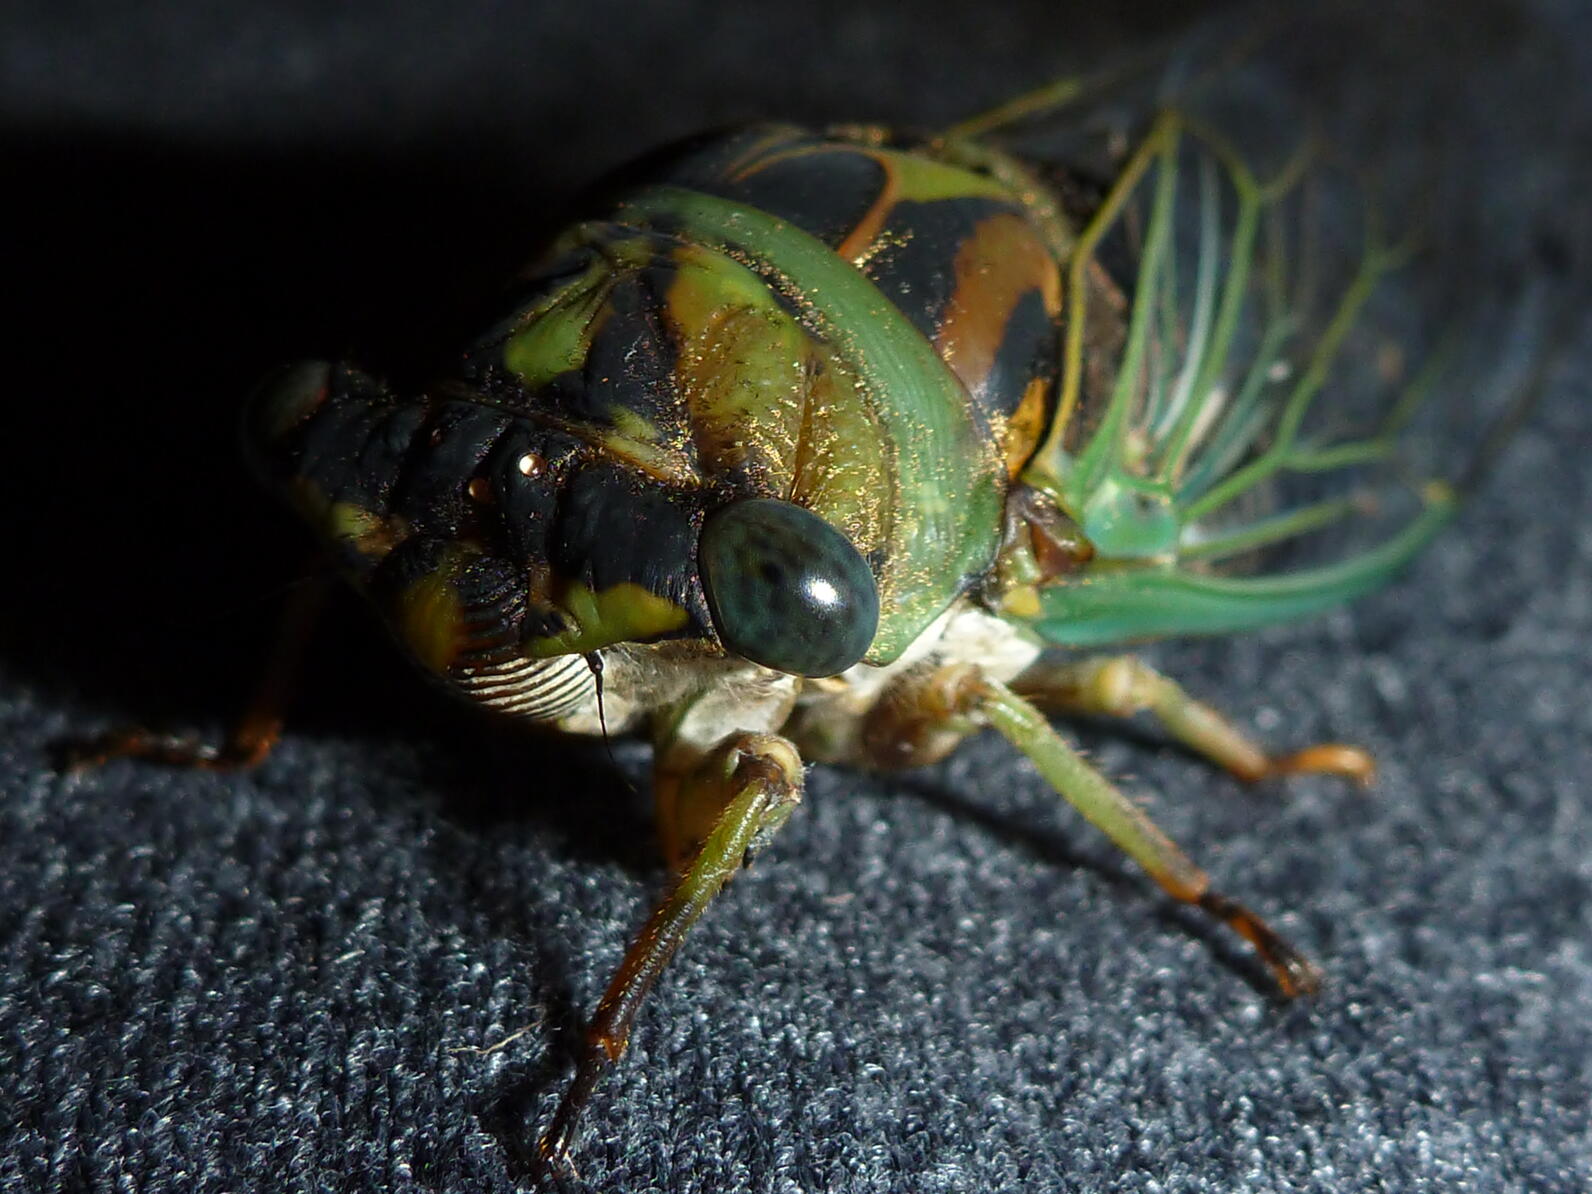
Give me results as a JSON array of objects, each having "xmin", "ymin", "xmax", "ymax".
[{"xmin": 247, "ymin": 124, "xmax": 1069, "ymax": 729}]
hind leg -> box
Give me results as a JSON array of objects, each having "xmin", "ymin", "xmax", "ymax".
[
  {"xmin": 847, "ymin": 660, "xmax": 1321, "ymax": 997},
  {"xmin": 1013, "ymin": 653, "xmax": 1375, "ymax": 786}
]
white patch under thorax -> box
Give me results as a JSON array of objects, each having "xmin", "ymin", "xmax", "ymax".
[
  {"xmin": 540, "ymin": 598, "xmax": 1040, "ymax": 751},
  {"xmin": 795, "ymin": 598, "xmax": 1043, "ymax": 725},
  {"xmin": 548, "ymin": 640, "xmax": 798, "ymax": 743}
]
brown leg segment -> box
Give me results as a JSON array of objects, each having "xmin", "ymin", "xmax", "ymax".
[
  {"xmin": 1013, "ymin": 653, "xmax": 1375, "ymax": 786},
  {"xmin": 858, "ymin": 661, "xmax": 985, "ymax": 771},
  {"xmin": 66, "ymin": 575, "xmax": 329, "ymax": 771},
  {"xmin": 538, "ymin": 732, "xmax": 804, "ymax": 1175}
]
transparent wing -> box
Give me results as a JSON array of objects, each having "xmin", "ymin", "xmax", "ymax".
[{"xmin": 963, "ymin": 13, "xmax": 1579, "ymax": 646}]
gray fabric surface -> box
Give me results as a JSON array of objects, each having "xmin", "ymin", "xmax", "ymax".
[{"xmin": 3, "ymin": 2, "xmax": 1589, "ymax": 1191}]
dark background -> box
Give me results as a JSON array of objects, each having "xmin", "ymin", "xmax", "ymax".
[{"xmin": 3, "ymin": 2, "xmax": 1589, "ymax": 1191}]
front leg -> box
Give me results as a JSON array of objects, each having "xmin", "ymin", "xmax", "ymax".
[{"xmin": 538, "ymin": 730, "xmax": 803, "ymax": 1174}]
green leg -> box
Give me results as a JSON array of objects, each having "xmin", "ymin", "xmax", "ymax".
[
  {"xmin": 1013, "ymin": 653, "xmax": 1375, "ymax": 785},
  {"xmin": 538, "ymin": 732, "xmax": 803, "ymax": 1174},
  {"xmin": 975, "ymin": 673, "xmax": 1321, "ymax": 997}
]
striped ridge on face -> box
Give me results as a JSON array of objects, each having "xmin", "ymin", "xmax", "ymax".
[
  {"xmin": 246, "ymin": 362, "xmax": 716, "ymax": 687},
  {"xmin": 454, "ymin": 651, "xmax": 596, "ymax": 721}
]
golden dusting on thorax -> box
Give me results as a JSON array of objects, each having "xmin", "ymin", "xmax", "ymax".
[
  {"xmin": 670, "ymin": 299, "xmax": 807, "ymax": 482},
  {"xmin": 782, "ymin": 350, "xmax": 893, "ymax": 567},
  {"xmin": 660, "ymin": 240, "xmax": 895, "ymax": 571}
]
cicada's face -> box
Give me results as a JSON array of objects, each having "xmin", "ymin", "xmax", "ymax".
[{"xmin": 244, "ymin": 358, "xmax": 881, "ymax": 704}]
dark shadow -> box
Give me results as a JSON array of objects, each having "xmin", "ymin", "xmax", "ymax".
[
  {"xmin": 412, "ymin": 693, "xmax": 658, "ymax": 869},
  {"xmin": 477, "ymin": 1047, "xmax": 580, "ymax": 1192},
  {"xmin": 2, "ymin": 123, "xmax": 568, "ymax": 727},
  {"xmin": 9, "ymin": 111, "xmax": 664, "ymax": 875}
]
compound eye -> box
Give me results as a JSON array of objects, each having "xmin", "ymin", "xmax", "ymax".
[{"xmin": 698, "ymin": 499, "xmax": 879, "ymax": 677}]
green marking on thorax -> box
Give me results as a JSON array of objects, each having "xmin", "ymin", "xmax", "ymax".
[
  {"xmin": 662, "ymin": 240, "xmax": 886, "ymax": 542},
  {"xmin": 502, "ymin": 253, "xmax": 615, "ymax": 390},
  {"xmin": 616, "ymin": 185, "xmax": 1005, "ymax": 663},
  {"xmin": 872, "ymin": 146, "xmax": 1015, "ymax": 204},
  {"xmin": 525, "ymin": 581, "xmax": 690, "ymax": 658}
]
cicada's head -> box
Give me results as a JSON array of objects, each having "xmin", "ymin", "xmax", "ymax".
[{"xmin": 244, "ymin": 340, "xmax": 878, "ymax": 720}]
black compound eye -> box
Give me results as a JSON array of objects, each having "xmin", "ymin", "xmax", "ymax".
[{"xmin": 698, "ymin": 499, "xmax": 879, "ymax": 677}]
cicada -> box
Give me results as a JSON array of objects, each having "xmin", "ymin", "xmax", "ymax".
[{"xmin": 80, "ymin": 49, "xmax": 1546, "ymax": 1173}]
